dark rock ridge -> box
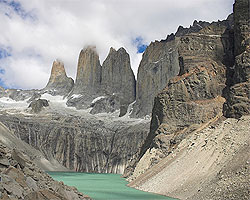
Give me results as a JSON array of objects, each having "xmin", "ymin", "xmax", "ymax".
[
  {"xmin": 90, "ymin": 95, "xmax": 120, "ymax": 115},
  {"xmin": 101, "ymin": 47, "xmax": 136, "ymax": 115},
  {"xmin": 0, "ymin": 88, "xmax": 39, "ymax": 101},
  {"xmin": 223, "ymin": 0, "xmax": 250, "ymax": 118},
  {"xmin": 131, "ymin": 16, "xmax": 233, "ymax": 117},
  {"xmin": 0, "ymin": 113, "xmax": 150, "ymax": 174},
  {"xmin": 125, "ymin": 3, "xmax": 249, "ymax": 200},
  {"xmin": 124, "ymin": 15, "xmax": 235, "ymax": 177},
  {"xmin": 44, "ymin": 60, "xmax": 74, "ymax": 96}
]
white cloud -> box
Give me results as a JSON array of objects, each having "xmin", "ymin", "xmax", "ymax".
[{"xmin": 0, "ymin": 0, "xmax": 234, "ymax": 89}]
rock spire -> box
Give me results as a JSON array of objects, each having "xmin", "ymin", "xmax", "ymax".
[
  {"xmin": 74, "ymin": 46, "xmax": 102, "ymax": 94},
  {"xmin": 102, "ymin": 47, "xmax": 136, "ymax": 109},
  {"xmin": 45, "ymin": 60, "xmax": 74, "ymax": 95}
]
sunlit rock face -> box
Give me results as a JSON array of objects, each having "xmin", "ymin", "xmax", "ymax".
[
  {"xmin": 44, "ymin": 60, "xmax": 74, "ymax": 96},
  {"xmin": 73, "ymin": 46, "xmax": 102, "ymax": 95}
]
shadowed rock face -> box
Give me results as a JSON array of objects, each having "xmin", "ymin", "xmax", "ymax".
[
  {"xmin": 45, "ymin": 60, "xmax": 74, "ymax": 96},
  {"xmin": 74, "ymin": 46, "xmax": 102, "ymax": 95},
  {"xmin": 102, "ymin": 47, "xmax": 136, "ymax": 110},
  {"xmin": 132, "ymin": 17, "xmax": 233, "ymax": 118},
  {"xmin": 124, "ymin": 17, "xmax": 234, "ymax": 179},
  {"xmin": 223, "ymin": 0, "xmax": 250, "ymax": 118},
  {"xmin": 132, "ymin": 40, "xmax": 180, "ymax": 117}
]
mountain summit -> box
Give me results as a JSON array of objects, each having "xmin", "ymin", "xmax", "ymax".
[{"xmin": 45, "ymin": 60, "xmax": 74, "ymax": 95}]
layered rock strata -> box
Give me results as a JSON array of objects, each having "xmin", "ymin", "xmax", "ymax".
[
  {"xmin": 223, "ymin": 0, "xmax": 250, "ymax": 118},
  {"xmin": 44, "ymin": 60, "xmax": 74, "ymax": 96},
  {"xmin": 132, "ymin": 16, "xmax": 233, "ymax": 117},
  {"xmin": 124, "ymin": 17, "xmax": 233, "ymax": 178}
]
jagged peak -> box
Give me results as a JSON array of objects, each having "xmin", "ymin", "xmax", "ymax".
[
  {"xmin": 50, "ymin": 60, "xmax": 67, "ymax": 78},
  {"xmin": 109, "ymin": 47, "xmax": 117, "ymax": 53},
  {"xmin": 46, "ymin": 60, "xmax": 71, "ymax": 89},
  {"xmin": 108, "ymin": 47, "xmax": 127, "ymax": 54},
  {"xmin": 80, "ymin": 45, "xmax": 98, "ymax": 55},
  {"xmin": 117, "ymin": 47, "xmax": 127, "ymax": 54}
]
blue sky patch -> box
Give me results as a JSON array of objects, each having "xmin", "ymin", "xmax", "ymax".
[
  {"xmin": 0, "ymin": 0, "xmax": 36, "ymax": 20},
  {"xmin": 0, "ymin": 46, "xmax": 10, "ymax": 88},
  {"xmin": 0, "ymin": 46, "xmax": 11, "ymax": 59},
  {"xmin": 133, "ymin": 36, "xmax": 148, "ymax": 53}
]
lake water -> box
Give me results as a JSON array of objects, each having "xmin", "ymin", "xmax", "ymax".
[{"xmin": 48, "ymin": 172, "xmax": 177, "ymax": 200}]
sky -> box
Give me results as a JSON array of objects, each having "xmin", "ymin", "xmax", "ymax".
[{"xmin": 0, "ymin": 0, "xmax": 234, "ymax": 89}]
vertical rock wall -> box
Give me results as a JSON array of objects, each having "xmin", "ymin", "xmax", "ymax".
[
  {"xmin": 74, "ymin": 46, "xmax": 102, "ymax": 94},
  {"xmin": 102, "ymin": 47, "xmax": 136, "ymax": 106},
  {"xmin": 223, "ymin": 0, "xmax": 250, "ymax": 118}
]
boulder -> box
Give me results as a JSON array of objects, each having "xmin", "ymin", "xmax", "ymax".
[
  {"xmin": 90, "ymin": 95, "xmax": 120, "ymax": 115},
  {"xmin": 28, "ymin": 99, "xmax": 49, "ymax": 113}
]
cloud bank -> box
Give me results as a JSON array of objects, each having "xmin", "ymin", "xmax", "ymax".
[{"xmin": 0, "ymin": 0, "xmax": 234, "ymax": 89}]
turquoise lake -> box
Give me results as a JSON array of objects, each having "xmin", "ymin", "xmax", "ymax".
[{"xmin": 48, "ymin": 172, "xmax": 177, "ymax": 200}]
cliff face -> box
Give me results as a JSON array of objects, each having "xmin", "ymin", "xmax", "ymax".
[
  {"xmin": 102, "ymin": 47, "xmax": 136, "ymax": 111},
  {"xmin": 132, "ymin": 18, "xmax": 232, "ymax": 117},
  {"xmin": 126, "ymin": 1, "xmax": 249, "ymax": 199},
  {"xmin": 125, "ymin": 17, "xmax": 234, "ymax": 178},
  {"xmin": 45, "ymin": 60, "xmax": 74, "ymax": 96},
  {"xmin": 0, "ymin": 113, "xmax": 149, "ymax": 174},
  {"xmin": 67, "ymin": 46, "xmax": 136, "ymax": 115},
  {"xmin": 223, "ymin": 0, "xmax": 250, "ymax": 118},
  {"xmin": 74, "ymin": 46, "xmax": 102, "ymax": 95},
  {"xmin": 132, "ymin": 40, "xmax": 180, "ymax": 117}
]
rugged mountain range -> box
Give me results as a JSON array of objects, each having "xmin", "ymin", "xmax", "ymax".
[
  {"xmin": 0, "ymin": 0, "xmax": 249, "ymax": 199},
  {"xmin": 125, "ymin": 0, "xmax": 249, "ymax": 199}
]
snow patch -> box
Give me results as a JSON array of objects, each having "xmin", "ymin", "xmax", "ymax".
[
  {"xmin": 0, "ymin": 97, "xmax": 28, "ymax": 110},
  {"xmin": 71, "ymin": 94, "xmax": 82, "ymax": 99},
  {"xmin": 91, "ymin": 96, "xmax": 106, "ymax": 104},
  {"xmin": 41, "ymin": 93, "xmax": 65, "ymax": 103}
]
